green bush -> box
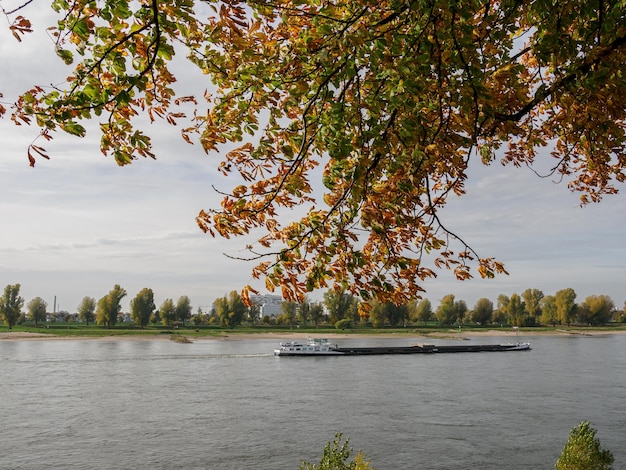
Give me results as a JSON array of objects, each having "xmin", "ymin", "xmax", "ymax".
[
  {"xmin": 335, "ymin": 319, "xmax": 351, "ymax": 330},
  {"xmin": 555, "ymin": 421, "xmax": 614, "ymax": 469},
  {"xmin": 301, "ymin": 433, "xmax": 373, "ymax": 470}
]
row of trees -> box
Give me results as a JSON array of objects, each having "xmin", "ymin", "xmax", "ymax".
[
  {"xmin": 78, "ymin": 286, "xmax": 193, "ymax": 328},
  {"xmin": 0, "ymin": 284, "xmax": 193, "ymax": 329},
  {"xmin": 272, "ymin": 289, "xmax": 624, "ymax": 329},
  {"xmin": 377, "ymin": 289, "xmax": 620, "ymax": 328},
  {"xmin": 195, "ymin": 291, "xmax": 325, "ymax": 328},
  {"xmin": 211, "ymin": 287, "xmax": 624, "ymax": 329},
  {"xmin": 2, "ymin": 283, "xmax": 625, "ymax": 330}
]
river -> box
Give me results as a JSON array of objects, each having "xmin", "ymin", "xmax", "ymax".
[{"xmin": 0, "ymin": 333, "xmax": 624, "ymax": 469}]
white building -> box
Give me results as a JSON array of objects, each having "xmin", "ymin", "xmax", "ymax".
[{"xmin": 249, "ymin": 294, "xmax": 284, "ymax": 318}]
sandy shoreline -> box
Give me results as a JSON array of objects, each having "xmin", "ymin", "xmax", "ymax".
[{"xmin": 1, "ymin": 328, "xmax": 624, "ymax": 341}]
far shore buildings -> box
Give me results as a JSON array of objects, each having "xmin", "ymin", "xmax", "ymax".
[{"xmin": 249, "ymin": 294, "xmax": 283, "ymax": 318}]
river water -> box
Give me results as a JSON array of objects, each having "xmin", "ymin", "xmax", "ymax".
[{"xmin": 0, "ymin": 334, "xmax": 624, "ymax": 469}]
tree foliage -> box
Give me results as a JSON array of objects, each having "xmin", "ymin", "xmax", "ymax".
[
  {"xmin": 555, "ymin": 421, "xmax": 614, "ymax": 470},
  {"xmin": 410, "ymin": 298, "xmax": 433, "ymax": 325},
  {"xmin": 324, "ymin": 289, "xmax": 358, "ymax": 325},
  {"xmin": 214, "ymin": 290, "xmax": 246, "ymax": 327},
  {"xmin": 556, "ymin": 288, "xmax": 578, "ymax": 326},
  {"xmin": 96, "ymin": 284, "xmax": 127, "ymax": 328},
  {"xmin": 5, "ymin": 1, "xmax": 626, "ymax": 303},
  {"xmin": 472, "ymin": 297, "xmax": 493, "ymax": 325},
  {"xmin": 0, "ymin": 284, "xmax": 24, "ymax": 329},
  {"xmin": 455, "ymin": 299, "xmax": 468, "ymax": 324},
  {"xmin": 27, "ymin": 296, "xmax": 48, "ymax": 326},
  {"xmin": 297, "ymin": 299, "xmax": 311, "ymax": 326},
  {"xmin": 436, "ymin": 294, "xmax": 465, "ymax": 325},
  {"xmin": 77, "ymin": 296, "xmax": 96, "ymax": 325},
  {"xmin": 309, "ymin": 302, "xmax": 325, "ymax": 328},
  {"xmin": 367, "ymin": 299, "xmax": 385, "ymax": 328},
  {"xmin": 522, "ymin": 288, "xmax": 544, "ymax": 322},
  {"xmin": 541, "ymin": 295, "xmax": 558, "ymax": 327},
  {"xmin": 175, "ymin": 295, "xmax": 193, "ymax": 325},
  {"xmin": 369, "ymin": 299, "xmax": 408, "ymax": 327},
  {"xmin": 159, "ymin": 298, "xmax": 176, "ymax": 326},
  {"xmin": 300, "ymin": 433, "xmax": 374, "ymax": 470},
  {"xmin": 280, "ymin": 300, "xmax": 298, "ymax": 327},
  {"xmin": 131, "ymin": 288, "xmax": 156, "ymax": 328},
  {"xmin": 578, "ymin": 295, "xmax": 615, "ymax": 325},
  {"xmin": 247, "ymin": 302, "xmax": 260, "ymax": 326},
  {"xmin": 506, "ymin": 293, "xmax": 525, "ymax": 327}
]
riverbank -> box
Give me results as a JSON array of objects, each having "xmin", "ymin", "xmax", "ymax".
[
  {"xmin": 1, "ymin": 327, "xmax": 625, "ymax": 341},
  {"xmin": 198, "ymin": 328, "xmax": 626, "ymax": 341}
]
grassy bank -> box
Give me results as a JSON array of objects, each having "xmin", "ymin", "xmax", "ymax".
[{"xmin": 1, "ymin": 322, "xmax": 626, "ymax": 339}]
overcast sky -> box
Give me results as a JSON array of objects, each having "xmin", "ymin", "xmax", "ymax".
[{"xmin": 1, "ymin": 7, "xmax": 625, "ymax": 313}]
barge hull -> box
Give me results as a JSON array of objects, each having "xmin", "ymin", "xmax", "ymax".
[
  {"xmin": 274, "ymin": 343, "xmax": 531, "ymax": 356},
  {"xmin": 333, "ymin": 343, "xmax": 530, "ymax": 355}
]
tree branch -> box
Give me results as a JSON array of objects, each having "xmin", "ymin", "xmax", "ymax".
[{"xmin": 494, "ymin": 32, "xmax": 626, "ymax": 124}]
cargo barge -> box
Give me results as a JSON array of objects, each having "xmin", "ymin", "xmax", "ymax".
[{"xmin": 274, "ymin": 338, "xmax": 531, "ymax": 356}]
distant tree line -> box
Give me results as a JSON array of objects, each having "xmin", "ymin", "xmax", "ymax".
[
  {"xmin": 0, "ymin": 284, "xmax": 193, "ymax": 329},
  {"xmin": 2, "ymin": 283, "xmax": 625, "ymax": 330},
  {"xmin": 408, "ymin": 288, "xmax": 620, "ymax": 328},
  {"xmin": 211, "ymin": 287, "xmax": 624, "ymax": 329}
]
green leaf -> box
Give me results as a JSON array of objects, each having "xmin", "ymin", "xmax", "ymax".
[
  {"xmin": 73, "ymin": 17, "xmax": 91, "ymax": 41},
  {"xmin": 56, "ymin": 48, "xmax": 74, "ymax": 65},
  {"xmin": 62, "ymin": 121, "xmax": 86, "ymax": 137}
]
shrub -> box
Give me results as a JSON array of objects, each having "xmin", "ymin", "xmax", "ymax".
[
  {"xmin": 335, "ymin": 319, "xmax": 351, "ymax": 330},
  {"xmin": 555, "ymin": 421, "xmax": 614, "ymax": 470},
  {"xmin": 301, "ymin": 433, "xmax": 373, "ymax": 470}
]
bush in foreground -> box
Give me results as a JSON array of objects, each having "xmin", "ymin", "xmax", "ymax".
[
  {"xmin": 556, "ymin": 421, "xmax": 614, "ymax": 470},
  {"xmin": 300, "ymin": 433, "xmax": 373, "ymax": 470},
  {"xmin": 306, "ymin": 421, "xmax": 614, "ymax": 469}
]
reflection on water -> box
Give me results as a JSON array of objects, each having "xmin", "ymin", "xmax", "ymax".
[{"xmin": 0, "ymin": 335, "xmax": 624, "ymax": 469}]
